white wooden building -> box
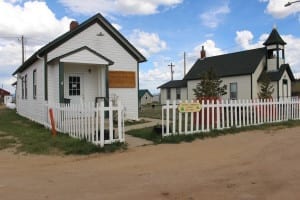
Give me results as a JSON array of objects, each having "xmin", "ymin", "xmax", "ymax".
[
  {"xmin": 13, "ymin": 13, "xmax": 146, "ymax": 122},
  {"xmin": 138, "ymin": 89, "xmax": 153, "ymax": 105},
  {"xmin": 159, "ymin": 28, "xmax": 295, "ymax": 104}
]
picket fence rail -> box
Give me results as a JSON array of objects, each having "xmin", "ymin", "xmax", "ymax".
[
  {"xmin": 46, "ymin": 100, "xmax": 125, "ymax": 147},
  {"xmin": 162, "ymin": 98, "xmax": 300, "ymax": 137}
]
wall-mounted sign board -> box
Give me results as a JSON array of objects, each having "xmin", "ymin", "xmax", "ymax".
[
  {"xmin": 178, "ymin": 102, "xmax": 202, "ymax": 113},
  {"xmin": 109, "ymin": 71, "xmax": 136, "ymax": 88}
]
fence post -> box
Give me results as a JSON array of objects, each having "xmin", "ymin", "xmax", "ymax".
[
  {"xmin": 178, "ymin": 100, "xmax": 182, "ymax": 135},
  {"xmin": 100, "ymin": 101, "xmax": 105, "ymax": 147},
  {"xmin": 167, "ymin": 100, "xmax": 170, "ymax": 136},
  {"xmin": 216, "ymin": 99, "xmax": 220, "ymax": 130},
  {"xmin": 172, "ymin": 100, "xmax": 176, "ymax": 135},
  {"xmin": 109, "ymin": 100, "xmax": 113, "ymax": 143}
]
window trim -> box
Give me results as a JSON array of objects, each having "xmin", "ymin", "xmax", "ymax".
[
  {"xmin": 166, "ymin": 88, "xmax": 171, "ymax": 100},
  {"xmin": 24, "ymin": 74, "xmax": 27, "ymax": 99},
  {"xmin": 230, "ymin": 82, "xmax": 238, "ymax": 100},
  {"xmin": 69, "ymin": 76, "xmax": 81, "ymax": 96},
  {"xmin": 33, "ymin": 70, "xmax": 37, "ymax": 99}
]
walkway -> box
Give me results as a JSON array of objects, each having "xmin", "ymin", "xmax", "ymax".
[{"xmin": 125, "ymin": 118, "xmax": 161, "ymax": 148}]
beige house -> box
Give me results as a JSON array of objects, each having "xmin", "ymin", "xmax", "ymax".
[{"xmin": 159, "ymin": 28, "xmax": 295, "ymax": 104}]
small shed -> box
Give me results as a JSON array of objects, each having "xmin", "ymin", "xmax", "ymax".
[
  {"xmin": 139, "ymin": 89, "xmax": 153, "ymax": 105},
  {"xmin": 0, "ymin": 88, "xmax": 10, "ymax": 104}
]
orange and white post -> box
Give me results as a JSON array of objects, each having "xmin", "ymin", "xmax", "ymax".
[{"xmin": 49, "ymin": 108, "xmax": 57, "ymax": 136}]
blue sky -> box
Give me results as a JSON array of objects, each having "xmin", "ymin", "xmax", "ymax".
[{"xmin": 1, "ymin": 0, "xmax": 300, "ymax": 94}]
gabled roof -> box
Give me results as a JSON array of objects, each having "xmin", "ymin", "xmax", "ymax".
[
  {"xmin": 139, "ymin": 89, "xmax": 153, "ymax": 98},
  {"xmin": 158, "ymin": 80, "xmax": 187, "ymax": 88},
  {"xmin": 258, "ymin": 64, "xmax": 295, "ymax": 82},
  {"xmin": 184, "ymin": 48, "xmax": 266, "ymax": 80},
  {"xmin": 48, "ymin": 46, "xmax": 114, "ymax": 65},
  {"xmin": 263, "ymin": 28, "xmax": 286, "ymax": 46},
  {"xmin": 0, "ymin": 88, "xmax": 10, "ymax": 95},
  {"xmin": 13, "ymin": 13, "xmax": 146, "ymax": 75}
]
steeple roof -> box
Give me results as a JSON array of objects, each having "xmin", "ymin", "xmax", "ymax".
[{"xmin": 263, "ymin": 28, "xmax": 286, "ymax": 46}]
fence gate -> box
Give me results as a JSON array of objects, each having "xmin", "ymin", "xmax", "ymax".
[{"xmin": 47, "ymin": 100, "xmax": 125, "ymax": 147}]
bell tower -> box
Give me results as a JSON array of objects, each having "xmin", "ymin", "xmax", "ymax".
[{"xmin": 263, "ymin": 28, "xmax": 286, "ymax": 71}]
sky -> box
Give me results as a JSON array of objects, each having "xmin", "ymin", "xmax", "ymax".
[{"xmin": 1, "ymin": 0, "xmax": 300, "ymax": 94}]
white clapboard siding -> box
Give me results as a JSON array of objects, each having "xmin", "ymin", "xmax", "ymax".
[
  {"xmin": 162, "ymin": 98, "xmax": 300, "ymax": 137},
  {"xmin": 47, "ymin": 100, "xmax": 125, "ymax": 147}
]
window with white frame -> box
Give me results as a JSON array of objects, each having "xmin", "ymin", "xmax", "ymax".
[
  {"xmin": 33, "ymin": 70, "xmax": 37, "ymax": 99},
  {"xmin": 21, "ymin": 76, "xmax": 24, "ymax": 99},
  {"xmin": 230, "ymin": 82, "xmax": 237, "ymax": 100},
  {"xmin": 24, "ymin": 75, "xmax": 27, "ymax": 99}
]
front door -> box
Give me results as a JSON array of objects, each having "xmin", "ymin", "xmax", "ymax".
[
  {"xmin": 282, "ymin": 79, "xmax": 288, "ymax": 98},
  {"xmin": 66, "ymin": 73, "xmax": 84, "ymax": 104}
]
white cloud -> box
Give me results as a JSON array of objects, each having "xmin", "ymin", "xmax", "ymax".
[
  {"xmin": 235, "ymin": 29, "xmax": 300, "ymax": 74},
  {"xmin": 139, "ymin": 39, "xmax": 225, "ymax": 93},
  {"xmin": 129, "ymin": 29, "xmax": 167, "ymax": 58},
  {"xmin": 200, "ymin": 4, "xmax": 230, "ymax": 28},
  {"xmin": 59, "ymin": 0, "xmax": 183, "ymax": 16},
  {"xmin": 111, "ymin": 23, "xmax": 122, "ymax": 31},
  {"xmin": 235, "ymin": 30, "xmax": 268, "ymax": 49},
  {"xmin": 0, "ymin": 1, "xmax": 73, "ymax": 93},
  {"xmin": 262, "ymin": 0, "xmax": 300, "ymax": 18}
]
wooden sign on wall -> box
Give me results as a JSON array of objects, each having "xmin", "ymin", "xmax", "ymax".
[{"xmin": 109, "ymin": 71, "xmax": 136, "ymax": 88}]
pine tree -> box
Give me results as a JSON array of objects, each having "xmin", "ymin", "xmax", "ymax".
[
  {"xmin": 258, "ymin": 72, "xmax": 274, "ymax": 99},
  {"xmin": 193, "ymin": 68, "xmax": 227, "ymax": 98}
]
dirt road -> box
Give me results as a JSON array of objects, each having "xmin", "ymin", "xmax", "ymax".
[{"xmin": 1, "ymin": 127, "xmax": 300, "ymax": 200}]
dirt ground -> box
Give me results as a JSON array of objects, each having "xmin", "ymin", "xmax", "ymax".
[{"xmin": 1, "ymin": 127, "xmax": 300, "ymax": 200}]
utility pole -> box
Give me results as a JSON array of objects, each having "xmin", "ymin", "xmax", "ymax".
[
  {"xmin": 168, "ymin": 62, "xmax": 175, "ymax": 81},
  {"xmin": 21, "ymin": 35, "xmax": 24, "ymax": 64}
]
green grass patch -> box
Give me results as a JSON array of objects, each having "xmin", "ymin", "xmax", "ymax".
[
  {"xmin": 0, "ymin": 138, "xmax": 17, "ymax": 150},
  {"xmin": 0, "ymin": 108, "xmax": 127, "ymax": 155},
  {"xmin": 126, "ymin": 120, "xmax": 300, "ymax": 144},
  {"xmin": 139, "ymin": 104, "xmax": 162, "ymax": 119}
]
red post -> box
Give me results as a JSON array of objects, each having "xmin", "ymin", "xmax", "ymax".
[{"xmin": 49, "ymin": 108, "xmax": 57, "ymax": 136}]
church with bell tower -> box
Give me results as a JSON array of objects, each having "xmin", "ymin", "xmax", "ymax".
[{"xmin": 158, "ymin": 28, "xmax": 295, "ymax": 104}]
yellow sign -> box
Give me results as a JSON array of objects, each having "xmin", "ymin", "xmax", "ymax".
[{"xmin": 178, "ymin": 102, "xmax": 202, "ymax": 113}]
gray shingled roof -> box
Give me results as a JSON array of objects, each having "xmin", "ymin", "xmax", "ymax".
[
  {"xmin": 139, "ymin": 89, "xmax": 153, "ymax": 98},
  {"xmin": 184, "ymin": 47, "xmax": 266, "ymax": 80},
  {"xmin": 157, "ymin": 80, "xmax": 187, "ymax": 89},
  {"xmin": 258, "ymin": 64, "xmax": 295, "ymax": 82},
  {"xmin": 263, "ymin": 28, "xmax": 286, "ymax": 46}
]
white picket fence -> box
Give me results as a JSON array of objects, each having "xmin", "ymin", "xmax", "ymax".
[
  {"xmin": 47, "ymin": 100, "xmax": 125, "ymax": 147},
  {"xmin": 162, "ymin": 98, "xmax": 300, "ymax": 137}
]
